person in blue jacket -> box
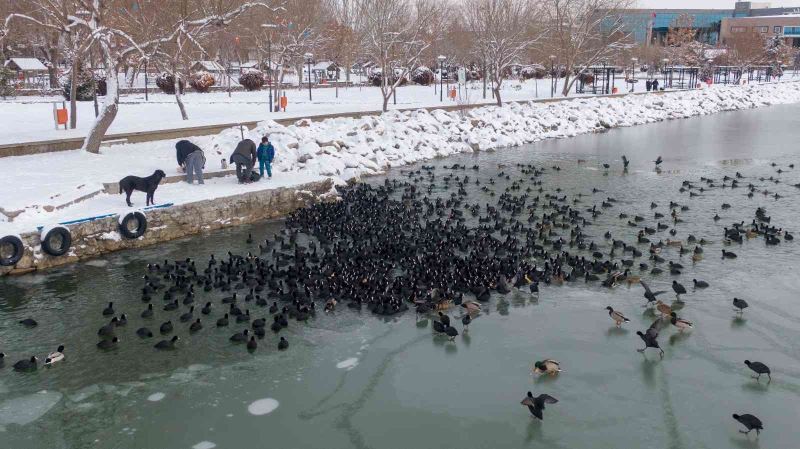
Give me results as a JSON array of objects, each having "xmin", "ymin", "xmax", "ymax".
[{"xmin": 257, "ymin": 136, "xmax": 275, "ymax": 179}]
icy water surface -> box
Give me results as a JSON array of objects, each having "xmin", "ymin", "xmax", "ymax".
[{"xmin": 2, "ymin": 104, "xmax": 800, "ymax": 449}]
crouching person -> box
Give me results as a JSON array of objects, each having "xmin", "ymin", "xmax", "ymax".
[
  {"xmin": 230, "ymin": 138, "xmax": 257, "ymax": 184},
  {"xmin": 176, "ymin": 140, "xmax": 206, "ymax": 184}
]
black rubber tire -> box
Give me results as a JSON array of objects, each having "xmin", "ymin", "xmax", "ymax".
[
  {"xmin": 0, "ymin": 235, "xmax": 24, "ymax": 266},
  {"xmin": 119, "ymin": 212, "xmax": 147, "ymax": 239},
  {"xmin": 41, "ymin": 227, "xmax": 72, "ymax": 257}
]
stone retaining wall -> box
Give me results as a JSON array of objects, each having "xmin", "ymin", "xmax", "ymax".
[{"xmin": 1, "ymin": 179, "xmax": 334, "ymax": 276}]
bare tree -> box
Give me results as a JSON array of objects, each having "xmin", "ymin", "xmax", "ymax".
[
  {"xmin": 326, "ymin": 0, "xmax": 359, "ymax": 84},
  {"xmin": 355, "ymin": 0, "xmax": 442, "ymax": 112},
  {"xmin": 726, "ymin": 30, "xmax": 769, "ymax": 74},
  {"xmin": 547, "ymin": 0, "xmax": 633, "ymax": 96},
  {"xmin": 463, "ymin": 0, "xmax": 544, "ymax": 106}
]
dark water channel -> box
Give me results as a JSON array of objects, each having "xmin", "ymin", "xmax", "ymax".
[{"xmin": 1, "ymin": 104, "xmax": 800, "ymax": 449}]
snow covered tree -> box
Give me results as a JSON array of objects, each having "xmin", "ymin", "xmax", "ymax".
[
  {"xmin": 765, "ymin": 35, "xmax": 794, "ymax": 77},
  {"xmin": 663, "ymin": 13, "xmax": 706, "ymax": 66},
  {"xmin": 355, "ymin": 0, "xmax": 442, "ymax": 112},
  {"xmin": 546, "ymin": 0, "xmax": 634, "ymax": 96},
  {"xmin": 5, "ymin": 0, "xmax": 282, "ymax": 153},
  {"xmin": 2, "ymin": 0, "xmax": 91, "ymax": 128},
  {"xmin": 463, "ymin": 0, "xmax": 545, "ymax": 106},
  {"xmin": 727, "ymin": 29, "xmax": 769, "ymax": 73}
]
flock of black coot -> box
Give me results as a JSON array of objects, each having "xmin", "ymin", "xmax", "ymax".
[{"xmin": 5, "ymin": 155, "xmax": 795, "ymax": 437}]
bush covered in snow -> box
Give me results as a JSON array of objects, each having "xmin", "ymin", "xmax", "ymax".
[
  {"xmin": 520, "ymin": 64, "xmax": 547, "ymax": 80},
  {"xmin": 155, "ymin": 73, "xmax": 185, "ymax": 94},
  {"xmin": 189, "ymin": 71, "xmax": 216, "ymax": 93},
  {"xmin": 412, "ymin": 66, "xmax": 434, "ymax": 85},
  {"xmin": 368, "ymin": 72, "xmax": 407, "ymax": 87},
  {"xmin": 239, "ymin": 70, "xmax": 265, "ymax": 91}
]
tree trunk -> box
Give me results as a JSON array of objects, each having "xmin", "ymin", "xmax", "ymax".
[
  {"xmin": 69, "ymin": 59, "xmax": 81, "ymax": 129},
  {"xmin": 562, "ymin": 73, "xmax": 573, "ymax": 97},
  {"xmin": 174, "ymin": 71, "xmax": 188, "ymax": 120},
  {"xmin": 82, "ymin": 46, "xmax": 118, "ymax": 154},
  {"xmin": 492, "ymin": 75, "xmax": 503, "ymax": 106}
]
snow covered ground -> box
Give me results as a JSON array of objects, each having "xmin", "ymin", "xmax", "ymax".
[
  {"xmin": 2, "ymin": 81, "xmax": 799, "ymax": 236},
  {"xmin": 7, "ymin": 73, "xmax": 796, "ymax": 146},
  {"xmin": 0, "ymin": 79, "xmax": 561, "ymax": 145}
]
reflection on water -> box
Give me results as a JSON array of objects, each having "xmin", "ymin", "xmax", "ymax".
[{"xmin": 1, "ymin": 104, "xmax": 800, "ymax": 449}]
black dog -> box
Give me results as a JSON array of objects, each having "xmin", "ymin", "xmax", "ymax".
[{"xmin": 119, "ymin": 170, "xmax": 166, "ymax": 207}]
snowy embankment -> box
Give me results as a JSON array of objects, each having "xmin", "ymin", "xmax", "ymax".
[{"xmin": 2, "ymin": 81, "xmax": 799, "ymax": 236}]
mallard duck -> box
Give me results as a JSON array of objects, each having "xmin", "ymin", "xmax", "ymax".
[
  {"xmin": 669, "ymin": 312, "xmax": 693, "ymax": 331},
  {"xmin": 460, "ymin": 301, "xmax": 481, "ymax": 314},
  {"xmin": 532, "ymin": 359, "xmax": 561, "ymax": 376},
  {"xmin": 44, "ymin": 345, "xmax": 65, "ymax": 366},
  {"xmin": 655, "ymin": 300, "xmax": 672, "ymax": 317},
  {"xmin": 605, "ymin": 306, "xmax": 630, "ymax": 326}
]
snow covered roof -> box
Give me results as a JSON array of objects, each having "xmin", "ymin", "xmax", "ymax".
[
  {"xmin": 192, "ymin": 60, "xmax": 225, "ymax": 72},
  {"xmin": 729, "ymin": 14, "xmax": 800, "ymax": 19},
  {"xmin": 5, "ymin": 57, "xmax": 47, "ymax": 71},
  {"xmin": 312, "ymin": 61, "xmax": 337, "ymax": 71}
]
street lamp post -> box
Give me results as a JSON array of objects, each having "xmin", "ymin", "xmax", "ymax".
[
  {"xmin": 549, "ymin": 55, "xmax": 556, "ymax": 98},
  {"xmin": 261, "ymin": 23, "xmax": 278, "ymax": 112},
  {"xmin": 438, "ymin": 55, "xmax": 446, "ymax": 102},
  {"xmin": 305, "ymin": 53, "xmax": 313, "ymax": 101},
  {"xmin": 630, "ymin": 57, "xmax": 638, "ymax": 92},
  {"xmin": 662, "ymin": 58, "xmax": 669, "ymax": 89}
]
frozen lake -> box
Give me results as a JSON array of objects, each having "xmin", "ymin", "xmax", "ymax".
[{"xmin": 1, "ymin": 103, "xmax": 799, "ymax": 448}]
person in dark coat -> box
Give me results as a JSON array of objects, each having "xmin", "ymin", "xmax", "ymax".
[
  {"xmin": 256, "ymin": 136, "xmax": 275, "ymax": 179},
  {"xmin": 652, "ymin": 78, "xmax": 660, "ymax": 91},
  {"xmin": 230, "ymin": 139, "xmax": 257, "ymax": 183},
  {"xmin": 645, "ymin": 79, "xmax": 652, "ymax": 92},
  {"xmin": 176, "ymin": 140, "xmax": 205, "ymax": 184}
]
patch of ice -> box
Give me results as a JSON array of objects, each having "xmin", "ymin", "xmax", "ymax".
[
  {"xmin": 84, "ymin": 259, "xmax": 109, "ymax": 267},
  {"xmin": 147, "ymin": 392, "xmax": 165, "ymax": 402},
  {"xmin": 192, "ymin": 442, "xmax": 217, "ymax": 449},
  {"xmin": 0, "ymin": 391, "xmax": 63, "ymax": 426},
  {"xmin": 69, "ymin": 384, "xmax": 101, "ymax": 402},
  {"xmin": 336, "ymin": 357, "xmax": 359, "ymax": 370},
  {"xmin": 247, "ymin": 398, "xmax": 279, "ymax": 416}
]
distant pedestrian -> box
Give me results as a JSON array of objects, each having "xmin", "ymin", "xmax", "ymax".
[
  {"xmin": 175, "ymin": 140, "xmax": 205, "ymax": 184},
  {"xmin": 230, "ymin": 139, "xmax": 257, "ymax": 183},
  {"xmin": 652, "ymin": 79, "xmax": 660, "ymax": 91},
  {"xmin": 257, "ymin": 136, "xmax": 275, "ymax": 179},
  {"xmin": 645, "ymin": 79, "xmax": 652, "ymax": 92}
]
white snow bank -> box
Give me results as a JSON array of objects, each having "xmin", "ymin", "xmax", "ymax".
[{"xmin": 2, "ymin": 82, "xmax": 799, "ymax": 237}]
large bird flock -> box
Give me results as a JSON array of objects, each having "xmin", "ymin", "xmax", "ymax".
[{"xmin": 5, "ymin": 155, "xmax": 798, "ymax": 438}]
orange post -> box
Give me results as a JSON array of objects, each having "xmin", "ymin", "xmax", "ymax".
[{"xmin": 280, "ymin": 95, "xmax": 288, "ymax": 111}]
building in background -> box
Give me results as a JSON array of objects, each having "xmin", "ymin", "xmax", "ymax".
[
  {"xmin": 720, "ymin": 14, "xmax": 800, "ymax": 46},
  {"xmin": 605, "ymin": 1, "xmax": 800, "ymax": 46}
]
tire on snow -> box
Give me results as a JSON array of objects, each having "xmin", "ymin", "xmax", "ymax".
[
  {"xmin": 0, "ymin": 235, "xmax": 25, "ymax": 266},
  {"xmin": 41, "ymin": 226, "xmax": 72, "ymax": 257},
  {"xmin": 119, "ymin": 212, "xmax": 148, "ymax": 239}
]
